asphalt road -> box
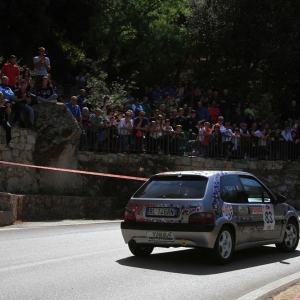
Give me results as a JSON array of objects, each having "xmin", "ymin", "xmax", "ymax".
[{"xmin": 0, "ymin": 221, "xmax": 300, "ymax": 300}]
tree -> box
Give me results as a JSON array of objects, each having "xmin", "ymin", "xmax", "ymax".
[
  {"xmin": 186, "ymin": 0, "xmax": 300, "ymax": 106},
  {"xmin": 88, "ymin": 0, "xmax": 190, "ymax": 85}
]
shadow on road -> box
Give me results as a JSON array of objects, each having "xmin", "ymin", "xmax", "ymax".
[{"xmin": 116, "ymin": 246, "xmax": 300, "ymax": 275}]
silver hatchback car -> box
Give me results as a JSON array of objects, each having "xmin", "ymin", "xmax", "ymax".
[{"xmin": 121, "ymin": 171, "xmax": 300, "ymax": 264}]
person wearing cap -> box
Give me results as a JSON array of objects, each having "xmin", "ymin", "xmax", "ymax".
[
  {"xmin": 33, "ymin": 47, "xmax": 51, "ymax": 92},
  {"xmin": 1, "ymin": 55, "xmax": 20, "ymax": 91}
]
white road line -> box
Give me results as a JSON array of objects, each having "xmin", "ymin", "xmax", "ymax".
[
  {"xmin": 0, "ymin": 247, "xmax": 127, "ymax": 273},
  {"xmin": 236, "ymin": 271, "xmax": 300, "ymax": 300}
]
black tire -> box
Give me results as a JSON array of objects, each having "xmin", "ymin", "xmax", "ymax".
[
  {"xmin": 276, "ymin": 220, "xmax": 299, "ymax": 253},
  {"xmin": 212, "ymin": 226, "xmax": 234, "ymax": 265},
  {"xmin": 128, "ymin": 242, "xmax": 154, "ymax": 257}
]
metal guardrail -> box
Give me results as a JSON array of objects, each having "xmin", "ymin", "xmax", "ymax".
[{"xmin": 79, "ymin": 127, "xmax": 300, "ymax": 161}]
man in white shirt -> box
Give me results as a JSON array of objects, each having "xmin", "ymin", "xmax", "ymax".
[
  {"xmin": 33, "ymin": 47, "xmax": 51, "ymax": 92},
  {"xmin": 118, "ymin": 111, "xmax": 133, "ymax": 154}
]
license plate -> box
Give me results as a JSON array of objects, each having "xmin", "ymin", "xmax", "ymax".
[
  {"xmin": 146, "ymin": 231, "xmax": 175, "ymax": 242},
  {"xmin": 146, "ymin": 207, "xmax": 178, "ymax": 217}
]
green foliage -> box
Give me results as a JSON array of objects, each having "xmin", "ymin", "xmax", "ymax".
[
  {"xmin": 84, "ymin": 59, "xmax": 138, "ymax": 109},
  {"xmin": 88, "ymin": 0, "xmax": 190, "ymax": 84},
  {"xmin": 255, "ymin": 93, "xmax": 276, "ymax": 125},
  {"xmin": 186, "ymin": 0, "xmax": 300, "ymax": 105}
]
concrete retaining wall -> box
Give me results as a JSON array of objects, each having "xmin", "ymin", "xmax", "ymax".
[{"xmin": 0, "ymin": 193, "xmax": 117, "ymax": 225}]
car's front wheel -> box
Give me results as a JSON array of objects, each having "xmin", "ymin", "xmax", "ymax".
[
  {"xmin": 128, "ymin": 241, "xmax": 154, "ymax": 257},
  {"xmin": 276, "ymin": 220, "xmax": 299, "ymax": 252},
  {"xmin": 212, "ymin": 226, "xmax": 234, "ymax": 265}
]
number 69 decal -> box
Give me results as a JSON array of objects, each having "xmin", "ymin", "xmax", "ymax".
[{"xmin": 262, "ymin": 205, "xmax": 275, "ymax": 230}]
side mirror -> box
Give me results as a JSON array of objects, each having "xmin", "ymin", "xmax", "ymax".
[{"xmin": 275, "ymin": 195, "xmax": 286, "ymax": 203}]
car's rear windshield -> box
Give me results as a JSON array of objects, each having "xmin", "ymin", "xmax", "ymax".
[{"xmin": 133, "ymin": 175, "xmax": 208, "ymax": 199}]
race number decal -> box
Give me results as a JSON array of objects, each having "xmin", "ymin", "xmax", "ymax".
[
  {"xmin": 222, "ymin": 203, "xmax": 233, "ymax": 220},
  {"xmin": 262, "ymin": 204, "xmax": 275, "ymax": 230}
]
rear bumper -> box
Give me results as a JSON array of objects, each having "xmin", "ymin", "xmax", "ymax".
[
  {"xmin": 121, "ymin": 221, "xmax": 216, "ymax": 248},
  {"xmin": 121, "ymin": 221, "xmax": 215, "ymax": 232}
]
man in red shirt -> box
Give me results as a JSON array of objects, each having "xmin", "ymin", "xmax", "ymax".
[{"xmin": 1, "ymin": 55, "xmax": 20, "ymax": 91}]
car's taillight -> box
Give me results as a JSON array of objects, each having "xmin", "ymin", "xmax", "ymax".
[
  {"xmin": 188, "ymin": 212, "xmax": 215, "ymax": 224},
  {"xmin": 124, "ymin": 210, "xmax": 136, "ymax": 222}
]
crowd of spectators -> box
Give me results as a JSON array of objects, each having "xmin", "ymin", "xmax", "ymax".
[
  {"xmin": 1, "ymin": 49, "xmax": 300, "ymax": 160},
  {"xmin": 71, "ymin": 84, "xmax": 300, "ymax": 161}
]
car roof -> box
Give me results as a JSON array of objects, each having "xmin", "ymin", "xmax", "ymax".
[{"xmin": 155, "ymin": 170, "xmax": 252, "ymax": 178}]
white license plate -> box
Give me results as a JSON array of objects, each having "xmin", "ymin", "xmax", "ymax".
[
  {"xmin": 146, "ymin": 207, "xmax": 178, "ymax": 217},
  {"xmin": 146, "ymin": 231, "xmax": 175, "ymax": 242}
]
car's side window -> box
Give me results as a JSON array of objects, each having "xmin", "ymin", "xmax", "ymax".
[
  {"xmin": 220, "ymin": 175, "xmax": 248, "ymax": 203},
  {"xmin": 239, "ymin": 176, "xmax": 271, "ymax": 203}
]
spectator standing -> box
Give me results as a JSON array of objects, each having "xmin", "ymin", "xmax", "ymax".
[
  {"xmin": 210, "ymin": 123, "xmax": 223, "ymax": 156},
  {"xmin": 118, "ymin": 112, "xmax": 133, "ymax": 154},
  {"xmin": 140, "ymin": 97, "xmax": 151, "ymax": 118},
  {"xmin": 0, "ymin": 92, "xmax": 13, "ymax": 149},
  {"xmin": 1, "ymin": 55, "xmax": 20, "ymax": 91},
  {"xmin": 231, "ymin": 128, "xmax": 241, "ymax": 157},
  {"xmin": 222, "ymin": 122, "xmax": 233, "ymax": 155},
  {"xmin": 149, "ymin": 114, "xmax": 164, "ymax": 154},
  {"xmin": 77, "ymin": 89, "xmax": 88, "ymax": 111},
  {"xmin": 131, "ymin": 98, "xmax": 144, "ymax": 118},
  {"xmin": 208, "ymin": 101, "xmax": 220, "ymax": 124},
  {"xmin": 79, "ymin": 107, "xmax": 92, "ymax": 150},
  {"xmin": 202, "ymin": 122, "xmax": 212, "ymax": 156},
  {"xmin": 65, "ymin": 96, "xmax": 82, "ymax": 126},
  {"xmin": 89, "ymin": 108, "xmax": 103, "ymax": 151},
  {"xmin": 36, "ymin": 76, "xmax": 58, "ymax": 103},
  {"xmin": 33, "ymin": 47, "xmax": 51, "ymax": 92},
  {"xmin": 14, "ymin": 81, "xmax": 34, "ymax": 129},
  {"xmin": 133, "ymin": 111, "xmax": 148, "ymax": 153},
  {"xmin": 196, "ymin": 101, "xmax": 209, "ymax": 122},
  {"xmin": 269, "ymin": 128, "xmax": 284, "ymax": 160},
  {"xmin": 240, "ymin": 123, "xmax": 251, "ymax": 159},
  {"xmin": 185, "ymin": 110, "xmax": 198, "ymax": 150},
  {"xmin": 162, "ymin": 119, "xmax": 174, "ymax": 154},
  {"xmin": 244, "ymin": 102, "xmax": 256, "ymax": 120}
]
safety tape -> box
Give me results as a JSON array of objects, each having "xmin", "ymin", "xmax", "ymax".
[{"xmin": 0, "ymin": 161, "xmax": 148, "ymax": 181}]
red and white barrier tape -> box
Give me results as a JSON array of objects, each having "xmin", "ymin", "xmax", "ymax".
[{"xmin": 0, "ymin": 161, "xmax": 148, "ymax": 181}]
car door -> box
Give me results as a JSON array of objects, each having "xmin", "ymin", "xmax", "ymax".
[
  {"xmin": 220, "ymin": 174, "xmax": 251, "ymax": 245},
  {"xmin": 238, "ymin": 175, "xmax": 283, "ymax": 242}
]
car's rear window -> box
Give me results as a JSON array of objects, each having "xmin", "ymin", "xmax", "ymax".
[{"xmin": 133, "ymin": 175, "xmax": 208, "ymax": 199}]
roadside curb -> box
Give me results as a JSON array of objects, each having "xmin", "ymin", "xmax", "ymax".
[{"xmin": 236, "ymin": 271, "xmax": 300, "ymax": 300}]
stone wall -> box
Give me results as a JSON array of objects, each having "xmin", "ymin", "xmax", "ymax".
[{"xmin": 0, "ymin": 193, "xmax": 115, "ymax": 225}]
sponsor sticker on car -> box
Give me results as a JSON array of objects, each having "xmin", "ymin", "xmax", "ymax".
[
  {"xmin": 146, "ymin": 231, "xmax": 175, "ymax": 243},
  {"xmin": 250, "ymin": 207, "xmax": 263, "ymax": 214}
]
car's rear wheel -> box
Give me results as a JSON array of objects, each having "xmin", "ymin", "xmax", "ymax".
[
  {"xmin": 128, "ymin": 241, "xmax": 154, "ymax": 257},
  {"xmin": 276, "ymin": 220, "xmax": 299, "ymax": 252},
  {"xmin": 212, "ymin": 226, "xmax": 234, "ymax": 265}
]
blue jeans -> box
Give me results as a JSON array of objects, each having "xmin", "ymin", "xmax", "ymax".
[{"xmin": 16, "ymin": 103, "xmax": 34, "ymax": 125}]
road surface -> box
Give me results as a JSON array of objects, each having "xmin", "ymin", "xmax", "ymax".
[{"xmin": 0, "ymin": 220, "xmax": 299, "ymax": 300}]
